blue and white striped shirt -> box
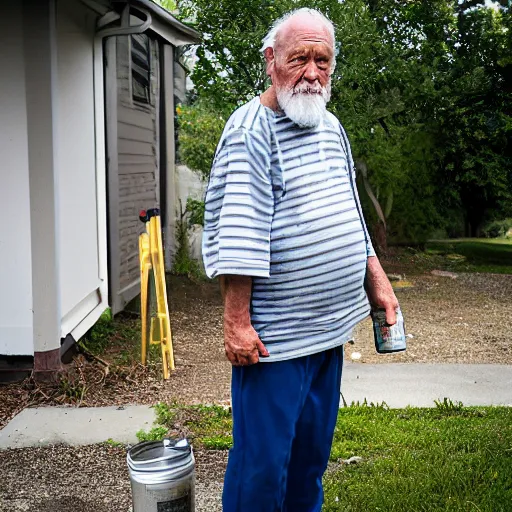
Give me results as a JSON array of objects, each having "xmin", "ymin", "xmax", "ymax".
[{"xmin": 202, "ymin": 97, "xmax": 375, "ymax": 361}]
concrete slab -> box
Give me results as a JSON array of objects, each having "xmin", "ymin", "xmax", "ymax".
[
  {"xmin": 341, "ymin": 363, "xmax": 512, "ymax": 408},
  {"xmin": 0, "ymin": 405, "xmax": 155, "ymax": 450}
]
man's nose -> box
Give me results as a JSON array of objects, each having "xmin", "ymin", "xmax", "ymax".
[{"xmin": 303, "ymin": 61, "xmax": 321, "ymax": 82}]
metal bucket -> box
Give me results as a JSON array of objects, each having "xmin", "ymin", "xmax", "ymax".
[{"xmin": 127, "ymin": 438, "xmax": 195, "ymax": 512}]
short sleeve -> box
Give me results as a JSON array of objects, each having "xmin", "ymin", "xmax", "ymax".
[{"xmin": 202, "ymin": 128, "xmax": 274, "ymax": 278}]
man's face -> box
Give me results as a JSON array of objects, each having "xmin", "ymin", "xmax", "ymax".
[{"xmin": 266, "ymin": 16, "xmax": 334, "ymax": 127}]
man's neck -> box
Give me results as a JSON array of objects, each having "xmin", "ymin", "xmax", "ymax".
[{"xmin": 260, "ymin": 86, "xmax": 280, "ymax": 112}]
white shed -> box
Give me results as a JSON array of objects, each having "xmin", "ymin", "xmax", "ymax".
[{"xmin": 0, "ymin": 0, "xmax": 200, "ymax": 379}]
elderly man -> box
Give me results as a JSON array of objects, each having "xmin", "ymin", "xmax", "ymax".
[{"xmin": 202, "ymin": 8, "xmax": 399, "ymax": 512}]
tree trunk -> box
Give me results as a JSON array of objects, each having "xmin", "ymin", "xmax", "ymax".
[{"xmin": 373, "ymin": 222, "xmax": 388, "ymax": 255}]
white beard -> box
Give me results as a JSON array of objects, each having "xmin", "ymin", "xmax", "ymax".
[{"xmin": 276, "ymin": 81, "xmax": 331, "ymax": 128}]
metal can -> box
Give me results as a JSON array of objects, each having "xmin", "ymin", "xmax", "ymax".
[
  {"xmin": 127, "ymin": 438, "xmax": 195, "ymax": 512},
  {"xmin": 372, "ymin": 307, "xmax": 407, "ymax": 354}
]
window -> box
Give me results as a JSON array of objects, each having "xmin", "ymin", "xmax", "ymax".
[{"xmin": 131, "ymin": 34, "xmax": 151, "ymax": 104}]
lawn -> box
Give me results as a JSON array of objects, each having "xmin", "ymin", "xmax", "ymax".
[
  {"xmin": 140, "ymin": 401, "xmax": 512, "ymax": 512},
  {"xmin": 425, "ymin": 238, "xmax": 512, "ymax": 274}
]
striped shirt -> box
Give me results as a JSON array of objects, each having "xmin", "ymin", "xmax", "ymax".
[{"xmin": 202, "ymin": 97, "xmax": 375, "ymax": 362}]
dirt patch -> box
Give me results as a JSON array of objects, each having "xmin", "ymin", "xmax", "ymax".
[
  {"xmin": 1, "ymin": 272, "xmax": 511, "ymax": 429},
  {"xmin": 0, "ymin": 444, "xmax": 226, "ymax": 512},
  {"xmin": 347, "ymin": 272, "xmax": 512, "ymax": 365}
]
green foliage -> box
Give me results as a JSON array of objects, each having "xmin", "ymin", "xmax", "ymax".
[
  {"xmin": 59, "ymin": 375, "xmax": 87, "ymax": 404},
  {"xmin": 177, "ymin": 102, "xmax": 227, "ymax": 179},
  {"xmin": 149, "ymin": 403, "xmax": 233, "ymax": 450},
  {"xmin": 186, "ymin": 198, "xmax": 205, "ymax": 226},
  {"xmin": 171, "ymin": 215, "xmax": 203, "ymax": 279},
  {"xmin": 434, "ymin": 397, "xmax": 464, "ymax": 413},
  {"xmin": 154, "ymin": 402, "xmax": 176, "ymax": 426},
  {"xmin": 175, "ymin": 0, "xmax": 512, "ymax": 245},
  {"xmin": 482, "ymin": 218, "xmax": 512, "ymax": 239},
  {"xmin": 104, "ymin": 439, "xmax": 125, "ymax": 448},
  {"xmin": 153, "ymin": 0, "xmax": 177, "ymax": 12},
  {"xmin": 136, "ymin": 426, "xmax": 169, "ymax": 442},
  {"xmin": 82, "ymin": 308, "xmax": 115, "ymax": 355},
  {"xmin": 81, "ymin": 310, "xmax": 143, "ymax": 366}
]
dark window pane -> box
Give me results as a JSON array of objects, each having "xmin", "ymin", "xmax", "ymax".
[{"xmin": 131, "ymin": 34, "xmax": 151, "ymax": 104}]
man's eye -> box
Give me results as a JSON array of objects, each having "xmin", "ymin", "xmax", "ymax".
[{"xmin": 291, "ymin": 56, "xmax": 306, "ymax": 63}]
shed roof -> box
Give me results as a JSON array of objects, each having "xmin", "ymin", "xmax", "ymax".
[{"xmin": 120, "ymin": 0, "xmax": 200, "ymax": 43}]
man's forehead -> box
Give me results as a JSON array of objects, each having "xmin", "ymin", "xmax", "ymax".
[{"xmin": 275, "ymin": 14, "xmax": 333, "ymax": 52}]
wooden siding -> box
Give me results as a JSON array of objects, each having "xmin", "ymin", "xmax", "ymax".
[{"xmin": 112, "ymin": 35, "xmax": 160, "ymax": 305}]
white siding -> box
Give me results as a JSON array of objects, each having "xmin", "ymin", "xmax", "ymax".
[
  {"xmin": 0, "ymin": 4, "xmax": 34, "ymax": 355},
  {"xmin": 55, "ymin": 0, "xmax": 103, "ymax": 335}
]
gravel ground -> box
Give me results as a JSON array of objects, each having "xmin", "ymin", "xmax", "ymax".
[
  {"xmin": 0, "ymin": 444, "xmax": 226, "ymax": 512},
  {"xmin": 1, "ymin": 272, "xmax": 511, "ymax": 511}
]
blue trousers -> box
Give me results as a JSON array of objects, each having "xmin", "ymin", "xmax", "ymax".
[{"xmin": 222, "ymin": 346, "xmax": 344, "ymax": 512}]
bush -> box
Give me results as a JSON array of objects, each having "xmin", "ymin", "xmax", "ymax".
[
  {"xmin": 482, "ymin": 218, "xmax": 512, "ymax": 239},
  {"xmin": 177, "ymin": 101, "xmax": 228, "ymax": 180}
]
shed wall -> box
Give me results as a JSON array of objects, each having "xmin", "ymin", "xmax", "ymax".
[
  {"xmin": 0, "ymin": 4, "xmax": 34, "ymax": 356},
  {"xmin": 109, "ymin": 34, "xmax": 160, "ymax": 313}
]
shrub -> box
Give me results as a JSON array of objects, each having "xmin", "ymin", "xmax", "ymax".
[
  {"xmin": 177, "ymin": 101, "xmax": 228, "ymax": 180},
  {"xmin": 482, "ymin": 218, "xmax": 512, "ymax": 238}
]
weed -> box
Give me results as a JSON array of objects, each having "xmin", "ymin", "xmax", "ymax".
[
  {"xmin": 153, "ymin": 402, "xmax": 176, "ymax": 426},
  {"xmin": 136, "ymin": 426, "xmax": 169, "ymax": 442},
  {"xmin": 434, "ymin": 397, "xmax": 464, "ymax": 412},
  {"xmin": 201, "ymin": 435, "xmax": 233, "ymax": 450},
  {"xmin": 171, "ymin": 201, "xmax": 205, "ymax": 280},
  {"xmin": 349, "ymin": 399, "xmax": 390, "ymax": 410},
  {"xmin": 104, "ymin": 438, "xmax": 125, "ymax": 448},
  {"xmin": 59, "ymin": 375, "xmax": 87, "ymax": 404}
]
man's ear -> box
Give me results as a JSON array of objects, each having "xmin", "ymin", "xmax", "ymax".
[{"xmin": 264, "ymin": 47, "xmax": 275, "ymax": 77}]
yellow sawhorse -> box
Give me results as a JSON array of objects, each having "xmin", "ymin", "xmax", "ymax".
[{"xmin": 139, "ymin": 208, "xmax": 175, "ymax": 379}]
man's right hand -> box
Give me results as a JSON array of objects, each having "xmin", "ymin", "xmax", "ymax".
[
  {"xmin": 224, "ymin": 316, "xmax": 269, "ymax": 366},
  {"xmin": 221, "ymin": 275, "xmax": 269, "ymax": 366}
]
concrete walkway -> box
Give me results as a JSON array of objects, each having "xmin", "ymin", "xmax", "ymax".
[
  {"xmin": 0, "ymin": 405, "xmax": 155, "ymax": 450},
  {"xmin": 342, "ymin": 363, "xmax": 512, "ymax": 408},
  {"xmin": 0, "ymin": 363, "xmax": 511, "ymax": 449}
]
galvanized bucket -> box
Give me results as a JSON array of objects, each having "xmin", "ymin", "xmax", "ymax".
[{"xmin": 127, "ymin": 438, "xmax": 195, "ymax": 512}]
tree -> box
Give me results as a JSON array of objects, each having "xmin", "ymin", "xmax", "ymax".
[{"xmin": 175, "ymin": 0, "xmax": 512, "ymax": 244}]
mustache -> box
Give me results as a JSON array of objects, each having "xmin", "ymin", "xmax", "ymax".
[
  {"xmin": 292, "ymin": 83, "xmax": 324, "ymax": 95},
  {"xmin": 291, "ymin": 81, "xmax": 329, "ymax": 95}
]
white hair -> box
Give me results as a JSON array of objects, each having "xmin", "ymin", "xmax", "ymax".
[
  {"xmin": 276, "ymin": 79, "xmax": 331, "ymax": 128},
  {"xmin": 260, "ymin": 8, "xmax": 335, "ymax": 54}
]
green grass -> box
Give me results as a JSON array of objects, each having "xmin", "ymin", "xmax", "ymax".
[
  {"xmin": 146, "ymin": 401, "xmax": 512, "ymax": 510},
  {"xmin": 80, "ymin": 308, "xmax": 162, "ymax": 367},
  {"xmin": 137, "ymin": 403, "xmax": 233, "ymax": 449},
  {"xmin": 425, "ymin": 238, "xmax": 512, "ymax": 274},
  {"xmin": 324, "ymin": 403, "xmax": 512, "ymax": 511}
]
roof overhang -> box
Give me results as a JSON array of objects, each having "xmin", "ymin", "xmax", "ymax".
[
  {"xmin": 79, "ymin": 0, "xmax": 201, "ymax": 46},
  {"xmin": 116, "ymin": 0, "xmax": 200, "ymax": 45}
]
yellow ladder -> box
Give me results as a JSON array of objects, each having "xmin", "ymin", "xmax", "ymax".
[{"xmin": 139, "ymin": 208, "xmax": 175, "ymax": 379}]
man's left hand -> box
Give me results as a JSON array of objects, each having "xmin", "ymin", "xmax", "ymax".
[{"xmin": 365, "ymin": 256, "xmax": 399, "ymax": 325}]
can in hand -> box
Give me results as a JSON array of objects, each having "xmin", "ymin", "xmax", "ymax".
[{"xmin": 372, "ymin": 307, "xmax": 407, "ymax": 354}]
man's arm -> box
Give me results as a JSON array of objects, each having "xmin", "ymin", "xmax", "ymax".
[
  {"xmin": 220, "ymin": 275, "xmax": 269, "ymax": 366},
  {"xmin": 365, "ymin": 256, "xmax": 399, "ymax": 325}
]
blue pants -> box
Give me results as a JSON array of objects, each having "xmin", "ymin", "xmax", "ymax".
[{"xmin": 222, "ymin": 346, "xmax": 344, "ymax": 512}]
